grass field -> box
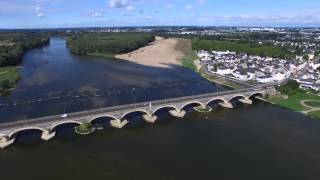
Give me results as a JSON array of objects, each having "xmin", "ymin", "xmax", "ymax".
[
  {"xmin": 181, "ymin": 53, "xmax": 198, "ymax": 71},
  {"xmin": 0, "ymin": 66, "xmax": 20, "ymax": 83},
  {"xmin": 0, "ymin": 66, "xmax": 20, "ymax": 95},
  {"xmin": 270, "ymin": 91, "xmax": 320, "ymax": 118},
  {"xmin": 174, "ymin": 38, "xmax": 198, "ymax": 71}
]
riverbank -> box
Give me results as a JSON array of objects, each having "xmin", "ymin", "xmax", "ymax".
[
  {"xmin": 265, "ymin": 80, "xmax": 320, "ymax": 119},
  {"xmin": 0, "ymin": 66, "xmax": 20, "ymax": 95},
  {"xmin": 269, "ymin": 91, "xmax": 320, "ymax": 119},
  {"xmin": 116, "ymin": 36, "xmax": 243, "ymax": 89}
]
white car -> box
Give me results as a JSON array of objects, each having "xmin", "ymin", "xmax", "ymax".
[{"xmin": 61, "ymin": 114, "xmax": 68, "ymax": 118}]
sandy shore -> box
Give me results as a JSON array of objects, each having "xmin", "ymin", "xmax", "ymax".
[{"xmin": 115, "ymin": 37, "xmax": 189, "ymax": 68}]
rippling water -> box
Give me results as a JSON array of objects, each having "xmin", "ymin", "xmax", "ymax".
[{"xmin": 0, "ymin": 37, "xmax": 224, "ymax": 122}]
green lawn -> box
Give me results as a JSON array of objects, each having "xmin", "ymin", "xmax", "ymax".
[
  {"xmin": 309, "ymin": 111, "xmax": 320, "ymax": 119},
  {"xmin": 270, "ymin": 91, "xmax": 320, "ymax": 119},
  {"xmin": 0, "ymin": 66, "xmax": 20, "ymax": 83},
  {"xmin": 271, "ymin": 92, "xmax": 320, "ymax": 111},
  {"xmin": 181, "ymin": 53, "xmax": 197, "ymax": 71}
]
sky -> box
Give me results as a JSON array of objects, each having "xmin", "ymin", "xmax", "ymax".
[{"xmin": 0, "ymin": 0, "xmax": 320, "ymax": 28}]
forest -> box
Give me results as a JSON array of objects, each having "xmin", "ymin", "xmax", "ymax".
[
  {"xmin": 67, "ymin": 32, "xmax": 155, "ymax": 57},
  {"xmin": 0, "ymin": 32, "xmax": 49, "ymax": 94},
  {"xmin": 0, "ymin": 32, "xmax": 50, "ymax": 67},
  {"xmin": 192, "ymin": 38, "xmax": 294, "ymax": 59}
]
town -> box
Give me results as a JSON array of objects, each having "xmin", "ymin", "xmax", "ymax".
[{"xmin": 197, "ymin": 49, "xmax": 320, "ymax": 91}]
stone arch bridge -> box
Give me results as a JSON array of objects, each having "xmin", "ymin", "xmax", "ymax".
[{"xmin": 0, "ymin": 87, "xmax": 275, "ymax": 149}]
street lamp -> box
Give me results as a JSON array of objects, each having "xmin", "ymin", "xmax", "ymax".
[{"xmin": 131, "ymin": 87, "xmax": 136, "ymax": 108}]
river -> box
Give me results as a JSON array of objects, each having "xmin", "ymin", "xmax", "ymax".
[
  {"xmin": 0, "ymin": 37, "xmax": 223, "ymax": 122},
  {"xmin": 0, "ymin": 37, "xmax": 320, "ymax": 179}
]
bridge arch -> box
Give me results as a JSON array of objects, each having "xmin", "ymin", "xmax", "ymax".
[
  {"xmin": 9, "ymin": 127, "xmax": 47, "ymax": 138},
  {"xmin": 88, "ymin": 114, "xmax": 118, "ymax": 123},
  {"xmin": 249, "ymin": 92, "xmax": 265, "ymax": 99},
  {"xmin": 152, "ymin": 105, "xmax": 179, "ymax": 115},
  {"xmin": 179, "ymin": 101, "xmax": 206, "ymax": 111},
  {"xmin": 206, "ymin": 98, "xmax": 227, "ymax": 106},
  {"xmin": 50, "ymin": 120, "xmax": 82, "ymax": 131},
  {"xmin": 227, "ymin": 94, "xmax": 247, "ymax": 102},
  {"xmin": 121, "ymin": 109, "xmax": 150, "ymax": 120}
]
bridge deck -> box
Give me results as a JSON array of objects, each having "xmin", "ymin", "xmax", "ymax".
[{"xmin": 0, "ymin": 86, "xmax": 275, "ymax": 135}]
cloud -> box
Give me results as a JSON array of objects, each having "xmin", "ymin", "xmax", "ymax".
[
  {"xmin": 34, "ymin": 5, "xmax": 46, "ymax": 18},
  {"xmin": 166, "ymin": 4, "xmax": 173, "ymax": 8},
  {"xmin": 145, "ymin": 16, "xmax": 153, "ymax": 20},
  {"xmin": 199, "ymin": 0, "xmax": 206, "ymax": 4},
  {"xmin": 185, "ymin": 5, "xmax": 193, "ymax": 10},
  {"xmin": 109, "ymin": 0, "xmax": 128, "ymax": 8},
  {"xmin": 35, "ymin": 6, "xmax": 41, "ymax": 11},
  {"xmin": 126, "ymin": 5, "xmax": 134, "ymax": 11},
  {"xmin": 109, "ymin": 0, "xmax": 134, "ymax": 12},
  {"xmin": 86, "ymin": 9, "xmax": 106, "ymax": 17},
  {"xmin": 37, "ymin": 12, "xmax": 45, "ymax": 18}
]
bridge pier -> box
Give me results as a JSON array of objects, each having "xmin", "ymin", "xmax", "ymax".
[
  {"xmin": 218, "ymin": 102, "xmax": 233, "ymax": 108},
  {"xmin": 169, "ymin": 110, "xmax": 186, "ymax": 118},
  {"xmin": 0, "ymin": 136, "xmax": 15, "ymax": 149},
  {"xmin": 41, "ymin": 130, "xmax": 56, "ymax": 141},
  {"xmin": 110, "ymin": 119, "xmax": 128, "ymax": 129},
  {"xmin": 239, "ymin": 97, "xmax": 253, "ymax": 104},
  {"xmin": 142, "ymin": 114, "xmax": 158, "ymax": 123}
]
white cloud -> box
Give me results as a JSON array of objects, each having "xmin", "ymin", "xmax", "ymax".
[
  {"xmin": 199, "ymin": 0, "xmax": 206, "ymax": 4},
  {"xmin": 145, "ymin": 16, "xmax": 153, "ymax": 19},
  {"xmin": 126, "ymin": 5, "xmax": 134, "ymax": 11},
  {"xmin": 37, "ymin": 12, "xmax": 45, "ymax": 17},
  {"xmin": 185, "ymin": 5, "xmax": 193, "ymax": 10},
  {"xmin": 166, "ymin": 4, "xmax": 173, "ymax": 8},
  {"xmin": 109, "ymin": 0, "xmax": 128, "ymax": 8},
  {"xmin": 87, "ymin": 9, "xmax": 106, "ymax": 17},
  {"xmin": 35, "ymin": 6, "xmax": 41, "ymax": 11}
]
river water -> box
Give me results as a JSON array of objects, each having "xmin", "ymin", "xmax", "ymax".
[
  {"xmin": 1, "ymin": 37, "xmax": 320, "ymax": 179},
  {"xmin": 0, "ymin": 37, "xmax": 223, "ymax": 122}
]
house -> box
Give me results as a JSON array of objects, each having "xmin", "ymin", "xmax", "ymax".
[{"xmin": 256, "ymin": 75, "xmax": 274, "ymax": 83}]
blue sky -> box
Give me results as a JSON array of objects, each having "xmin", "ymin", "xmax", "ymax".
[{"xmin": 0, "ymin": 0, "xmax": 320, "ymax": 28}]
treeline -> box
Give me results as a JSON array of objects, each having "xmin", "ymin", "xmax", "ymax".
[
  {"xmin": 192, "ymin": 38, "xmax": 294, "ymax": 59},
  {"xmin": 0, "ymin": 33, "xmax": 50, "ymax": 67},
  {"xmin": 66, "ymin": 33, "xmax": 155, "ymax": 56}
]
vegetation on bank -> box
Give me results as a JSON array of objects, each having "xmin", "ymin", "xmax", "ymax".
[
  {"xmin": 0, "ymin": 32, "xmax": 49, "ymax": 94},
  {"xmin": 75, "ymin": 123, "xmax": 96, "ymax": 135},
  {"xmin": 0, "ymin": 32, "xmax": 50, "ymax": 95},
  {"xmin": 192, "ymin": 38, "xmax": 294, "ymax": 59},
  {"xmin": 173, "ymin": 38, "xmax": 199, "ymax": 71},
  {"xmin": 66, "ymin": 33, "xmax": 155, "ymax": 58},
  {"xmin": 270, "ymin": 80, "xmax": 320, "ymax": 119},
  {"xmin": 194, "ymin": 106, "xmax": 213, "ymax": 113},
  {"xmin": 181, "ymin": 52, "xmax": 198, "ymax": 71},
  {"xmin": 0, "ymin": 32, "xmax": 50, "ymax": 67},
  {"xmin": 0, "ymin": 67, "xmax": 20, "ymax": 95}
]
